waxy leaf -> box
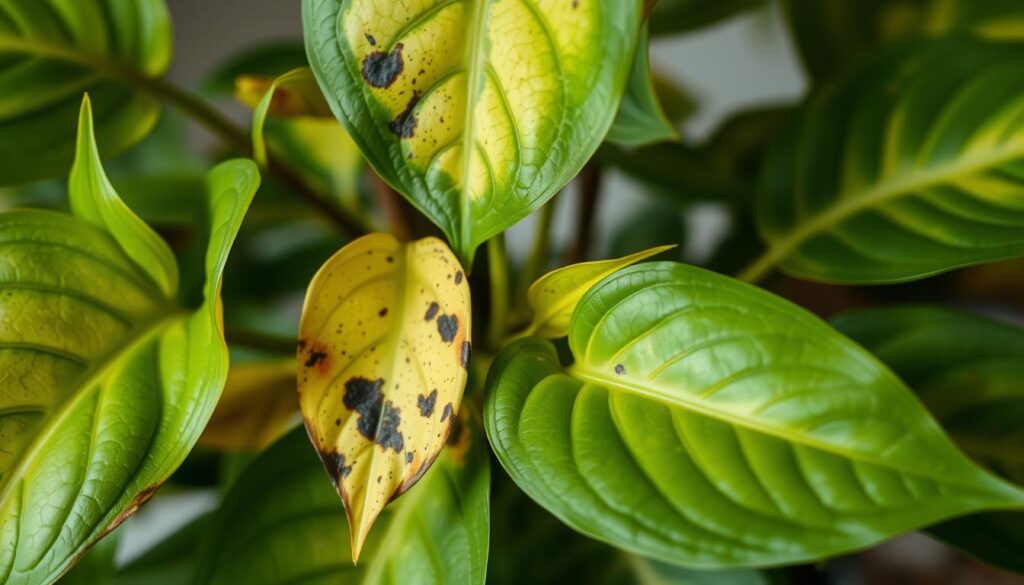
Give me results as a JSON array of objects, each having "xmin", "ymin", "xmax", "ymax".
[
  {"xmin": 522, "ymin": 245, "xmax": 674, "ymax": 338},
  {"xmin": 0, "ymin": 98, "xmax": 259, "ymax": 584},
  {"xmin": 193, "ymin": 416, "xmax": 490, "ymax": 584},
  {"xmin": 302, "ymin": 0, "xmax": 643, "ymax": 263},
  {"xmin": 606, "ymin": 27, "xmax": 679, "ymax": 148},
  {"xmin": 298, "ymin": 233, "xmax": 472, "ymax": 561},
  {"xmin": 0, "ymin": 0, "xmax": 171, "ymax": 185},
  {"xmin": 485, "ymin": 262, "xmax": 1024, "ymax": 568},
  {"xmin": 198, "ymin": 361, "xmax": 299, "ymax": 453},
  {"xmin": 753, "ymin": 39, "xmax": 1024, "ymax": 284},
  {"xmin": 833, "ymin": 306, "xmax": 1024, "ymax": 574}
]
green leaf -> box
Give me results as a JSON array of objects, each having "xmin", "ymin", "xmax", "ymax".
[
  {"xmin": 752, "ymin": 39, "xmax": 1024, "ymax": 284},
  {"xmin": 485, "ymin": 261, "xmax": 1024, "ymax": 568},
  {"xmin": 0, "ymin": 0, "xmax": 171, "ymax": 185},
  {"xmin": 832, "ymin": 306, "xmax": 1024, "ymax": 574},
  {"xmin": 597, "ymin": 142, "xmax": 749, "ymax": 205},
  {"xmin": 521, "ymin": 245, "xmax": 675, "ymax": 339},
  {"xmin": 200, "ymin": 41, "xmax": 308, "ymax": 97},
  {"xmin": 192, "ymin": 418, "xmax": 490, "ymax": 584},
  {"xmin": 608, "ymin": 204, "xmax": 686, "ymax": 260},
  {"xmin": 0, "ymin": 98, "xmax": 259, "ymax": 585},
  {"xmin": 244, "ymin": 68, "xmax": 333, "ymax": 167},
  {"xmin": 607, "ymin": 27, "xmax": 679, "ymax": 148},
  {"xmin": 297, "ymin": 233, "xmax": 473, "ymax": 561},
  {"xmin": 649, "ymin": 0, "xmax": 764, "ymax": 36},
  {"xmin": 302, "ymin": 0, "xmax": 643, "ymax": 264}
]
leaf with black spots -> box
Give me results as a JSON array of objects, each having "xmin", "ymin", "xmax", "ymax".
[{"xmin": 297, "ymin": 233, "xmax": 472, "ymax": 561}]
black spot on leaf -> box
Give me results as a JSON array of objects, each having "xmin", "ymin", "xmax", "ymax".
[
  {"xmin": 460, "ymin": 341, "xmax": 471, "ymax": 369},
  {"xmin": 405, "ymin": 452, "xmax": 414, "ymax": 464},
  {"xmin": 342, "ymin": 377, "xmax": 406, "ymax": 453},
  {"xmin": 417, "ymin": 390, "xmax": 438, "ymax": 417},
  {"xmin": 389, "ymin": 91, "xmax": 421, "ymax": 138},
  {"xmin": 454, "ymin": 271, "xmax": 463, "ymax": 284},
  {"xmin": 378, "ymin": 307, "xmax": 389, "ymax": 317},
  {"xmin": 615, "ymin": 364, "xmax": 626, "ymax": 375},
  {"xmin": 425, "ymin": 302, "xmax": 440, "ymax": 321},
  {"xmin": 361, "ymin": 42, "xmax": 404, "ymax": 88},
  {"xmin": 320, "ymin": 452, "xmax": 352, "ymax": 486},
  {"xmin": 306, "ymin": 350, "xmax": 327, "ymax": 368},
  {"xmin": 365, "ymin": 33, "xmax": 377, "ymax": 46},
  {"xmin": 437, "ymin": 314, "xmax": 459, "ymax": 343},
  {"xmin": 440, "ymin": 402, "xmax": 453, "ymax": 423},
  {"xmin": 378, "ymin": 401, "xmax": 404, "ymax": 453}
]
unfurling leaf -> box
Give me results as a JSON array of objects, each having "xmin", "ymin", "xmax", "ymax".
[
  {"xmin": 521, "ymin": 245, "xmax": 674, "ymax": 338},
  {"xmin": 0, "ymin": 0, "xmax": 172, "ymax": 185},
  {"xmin": 754, "ymin": 39, "xmax": 1024, "ymax": 284},
  {"xmin": 193, "ymin": 414, "xmax": 490, "ymax": 585},
  {"xmin": 606, "ymin": 26, "xmax": 680, "ymax": 148},
  {"xmin": 0, "ymin": 97, "xmax": 259, "ymax": 584},
  {"xmin": 302, "ymin": 0, "xmax": 643, "ymax": 263},
  {"xmin": 297, "ymin": 233, "xmax": 472, "ymax": 561},
  {"xmin": 485, "ymin": 262, "xmax": 1024, "ymax": 568},
  {"xmin": 199, "ymin": 361, "xmax": 299, "ymax": 453}
]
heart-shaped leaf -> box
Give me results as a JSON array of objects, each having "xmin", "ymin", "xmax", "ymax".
[
  {"xmin": 751, "ymin": 39, "xmax": 1024, "ymax": 284},
  {"xmin": 833, "ymin": 305, "xmax": 1024, "ymax": 574},
  {"xmin": 302, "ymin": 0, "xmax": 643, "ymax": 263},
  {"xmin": 0, "ymin": 98, "xmax": 259, "ymax": 584},
  {"xmin": 606, "ymin": 27, "xmax": 679, "ymax": 148},
  {"xmin": 485, "ymin": 262, "xmax": 1024, "ymax": 568},
  {"xmin": 0, "ymin": 0, "xmax": 171, "ymax": 185},
  {"xmin": 521, "ymin": 244, "xmax": 674, "ymax": 338},
  {"xmin": 198, "ymin": 360, "xmax": 299, "ymax": 453},
  {"xmin": 298, "ymin": 233, "xmax": 472, "ymax": 561},
  {"xmin": 193, "ymin": 415, "xmax": 490, "ymax": 584}
]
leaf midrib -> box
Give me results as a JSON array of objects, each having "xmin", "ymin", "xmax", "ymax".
[
  {"xmin": 0, "ymin": 309, "xmax": 185, "ymax": 510},
  {"xmin": 458, "ymin": 0, "xmax": 491, "ymax": 252},
  {"xmin": 0, "ymin": 33, "xmax": 135, "ymax": 80},
  {"xmin": 568, "ymin": 365, "xmax": 1024, "ymax": 501},
  {"xmin": 764, "ymin": 141, "xmax": 1024, "ymax": 269}
]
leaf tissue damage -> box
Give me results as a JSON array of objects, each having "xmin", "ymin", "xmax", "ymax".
[{"xmin": 297, "ymin": 233, "xmax": 472, "ymax": 561}]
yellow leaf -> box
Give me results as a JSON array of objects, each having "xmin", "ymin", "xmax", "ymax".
[
  {"xmin": 297, "ymin": 233, "xmax": 472, "ymax": 562},
  {"xmin": 199, "ymin": 361, "xmax": 299, "ymax": 453},
  {"xmin": 522, "ymin": 245, "xmax": 675, "ymax": 338}
]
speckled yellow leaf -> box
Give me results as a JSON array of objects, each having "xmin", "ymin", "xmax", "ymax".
[
  {"xmin": 297, "ymin": 233, "xmax": 472, "ymax": 562},
  {"xmin": 199, "ymin": 361, "xmax": 299, "ymax": 453},
  {"xmin": 522, "ymin": 245, "xmax": 674, "ymax": 338},
  {"xmin": 303, "ymin": 0, "xmax": 644, "ymax": 264}
]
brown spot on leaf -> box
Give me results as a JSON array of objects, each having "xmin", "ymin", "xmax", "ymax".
[
  {"xmin": 440, "ymin": 402, "xmax": 453, "ymax": 423},
  {"xmin": 615, "ymin": 364, "xmax": 626, "ymax": 375},
  {"xmin": 361, "ymin": 43, "xmax": 404, "ymax": 88},
  {"xmin": 425, "ymin": 302, "xmax": 440, "ymax": 321},
  {"xmin": 320, "ymin": 451, "xmax": 353, "ymax": 485},
  {"xmin": 454, "ymin": 270, "xmax": 463, "ymax": 284},
  {"xmin": 377, "ymin": 401, "xmax": 405, "ymax": 453},
  {"xmin": 306, "ymin": 350, "xmax": 328, "ymax": 368},
  {"xmin": 365, "ymin": 33, "xmax": 377, "ymax": 46},
  {"xmin": 417, "ymin": 389, "xmax": 438, "ymax": 417},
  {"xmin": 437, "ymin": 314, "xmax": 458, "ymax": 343},
  {"xmin": 389, "ymin": 90, "xmax": 421, "ymax": 138},
  {"xmin": 460, "ymin": 341, "xmax": 471, "ymax": 370},
  {"xmin": 378, "ymin": 307, "xmax": 389, "ymax": 317},
  {"xmin": 297, "ymin": 339, "xmax": 307, "ymax": 351},
  {"xmin": 405, "ymin": 452, "xmax": 414, "ymax": 464}
]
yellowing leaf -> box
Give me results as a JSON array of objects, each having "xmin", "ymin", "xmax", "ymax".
[
  {"xmin": 522, "ymin": 245, "xmax": 675, "ymax": 338},
  {"xmin": 243, "ymin": 68, "xmax": 334, "ymax": 166},
  {"xmin": 199, "ymin": 361, "xmax": 299, "ymax": 453},
  {"xmin": 297, "ymin": 233, "xmax": 472, "ymax": 562}
]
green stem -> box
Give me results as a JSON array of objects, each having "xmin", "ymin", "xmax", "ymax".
[
  {"xmin": 519, "ymin": 199, "xmax": 555, "ymax": 295},
  {"xmin": 736, "ymin": 248, "xmax": 778, "ymax": 284},
  {"xmin": 487, "ymin": 234, "xmax": 510, "ymax": 350}
]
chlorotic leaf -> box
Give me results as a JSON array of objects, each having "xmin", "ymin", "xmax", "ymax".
[
  {"xmin": 0, "ymin": 98, "xmax": 259, "ymax": 584},
  {"xmin": 302, "ymin": 0, "xmax": 643, "ymax": 264},
  {"xmin": 297, "ymin": 233, "xmax": 472, "ymax": 561},
  {"xmin": 606, "ymin": 27, "xmax": 679, "ymax": 148},
  {"xmin": 485, "ymin": 262, "xmax": 1024, "ymax": 568},
  {"xmin": 0, "ymin": 0, "xmax": 171, "ymax": 185},
  {"xmin": 522, "ymin": 244, "xmax": 675, "ymax": 338},
  {"xmin": 193, "ymin": 415, "xmax": 490, "ymax": 584},
  {"xmin": 753, "ymin": 39, "xmax": 1024, "ymax": 284},
  {"xmin": 241, "ymin": 68, "xmax": 333, "ymax": 167},
  {"xmin": 199, "ymin": 361, "xmax": 299, "ymax": 453},
  {"xmin": 833, "ymin": 306, "xmax": 1024, "ymax": 574}
]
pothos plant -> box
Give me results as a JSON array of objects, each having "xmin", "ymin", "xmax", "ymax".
[{"xmin": 2, "ymin": 0, "xmax": 1024, "ymax": 583}]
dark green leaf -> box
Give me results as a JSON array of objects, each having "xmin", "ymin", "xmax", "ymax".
[{"xmin": 607, "ymin": 27, "xmax": 679, "ymax": 148}]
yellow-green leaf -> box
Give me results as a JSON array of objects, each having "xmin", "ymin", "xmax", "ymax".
[
  {"xmin": 243, "ymin": 68, "xmax": 333, "ymax": 167},
  {"xmin": 199, "ymin": 361, "xmax": 299, "ymax": 453},
  {"xmin": 297, "ymin": 233, "xmax": 472, "ymax": 562},
  {"xmin": 522, "ymin": 245, "xmax": 674, "ymax": 338},
  {"xmin": 302, "ymin": 0, "xmax": 644, "ymax": 264}
]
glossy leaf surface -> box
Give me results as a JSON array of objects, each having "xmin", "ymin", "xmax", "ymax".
[
  {"xmin": 755, "ymin": 39, "xmax": 1024, "ymax": 284},
  {"xmin": 298, "ymin": 233, "xmax": 471, "ymax": 560},
  {"xmin": 606, "ymin": 27, "xmax": 678, "ymax": 148},
  {"xmin": 303, "ymin": 0, "xmax": 643, "ymax": 263},
  {"xmin": 522, "ymin": 245, "xmax": 674, "ymax": 338},
  {"xmin": 486, "ymin": 262, "xmax": 1024, "ymax": 567},
  {"xmin": 198, "ymin": 361, "xmax": 299, "ymax": 453},
  {"xmin": 0, "ymin": 100, "xmax": 259, "ymax": 584},
  {"xmin": 193, "ymin": 417, "xmax": 490, "ymax": 584},
  {"xmin": 0, "ymin": 0, "xmax": 171, "ymax": 184}
]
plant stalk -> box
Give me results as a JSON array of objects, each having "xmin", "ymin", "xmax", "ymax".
[
  {"xmin": 568, "ymin": 161, "xmax": 603, "ymax": 264},
  {"xmin": 487, "ymin": 234, "xmax": 511, "ymax": 350}
]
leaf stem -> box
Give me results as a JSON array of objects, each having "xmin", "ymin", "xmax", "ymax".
[
  {"xmin": 520, "ymin": 199, "xmax": 556, "ymax": 295},
  {"xmin": 487, "ymin": 234, "xmax": 510, "ymax": 350},
  {"xmin": 736, "ymin": 248, "xmax": 779, "ymax": 283},
  {"xmin": 568, "ymin": 161, "xmax": 603, "ymax": 264}
]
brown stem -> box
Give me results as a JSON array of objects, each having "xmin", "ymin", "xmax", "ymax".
[{"xmin": 567, "ymin": 162, "xmax": 604, "ymax": 264}]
